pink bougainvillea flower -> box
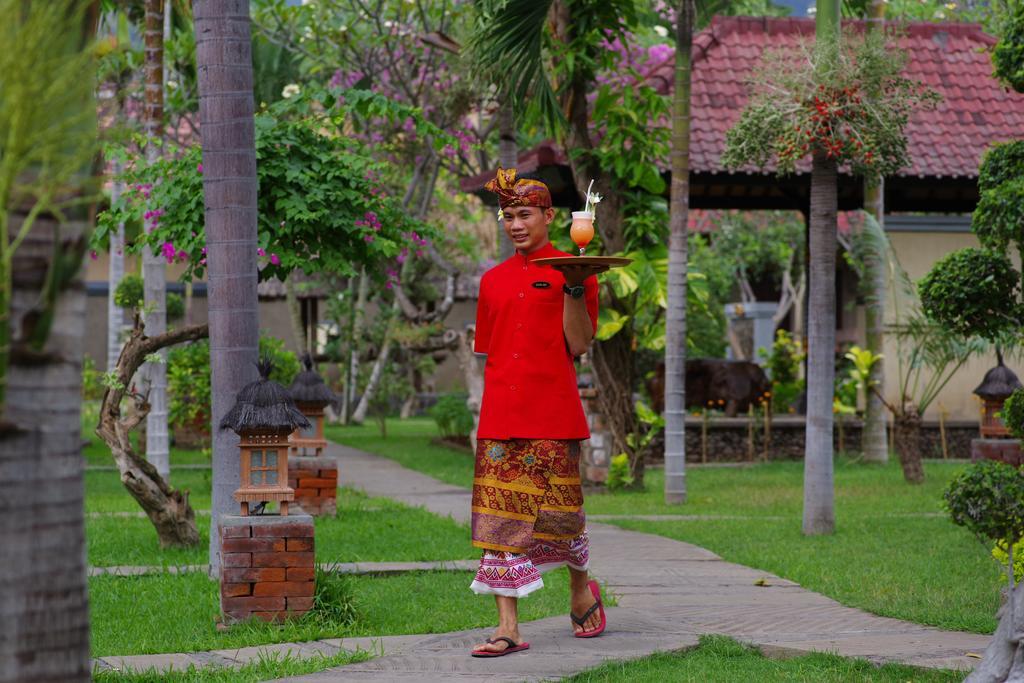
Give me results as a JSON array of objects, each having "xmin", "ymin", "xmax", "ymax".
[
  {"xmin": 269, "ymin": 253, "xmax": 280, "ymax": 266},
  {"xmin": 257, "ymin": 247, "xmax": 266, "ymax": 257},
  {"xmin": 197, "ymin": 163, "xmax": 203, "ymax": 173},
  {"xmin": 89, "ymin": 250, "xmax": 98, "ymax": 261}
]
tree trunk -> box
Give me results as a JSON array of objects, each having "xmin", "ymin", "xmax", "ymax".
[
  {"xmin": 107, "ymin": 168, "xmax": 127, "ymax": 372},
  {"xmin": 456, "ymin": 328, "xmax": 485, "ymax": 452},
  {"xmin": 966, "ymin": 582, "xmax": 1024, "ymax": 682},
  {"xmin": 664, "ymin": 0, "xmax": 694, "ymax": 505},
  {"xmin": 352, "ymin": 313, "xmax": 396, "ymax": 424},
  {"xmin": 551, "ymin": 0, "xmax": 639, "ymax": 477},
  {"xmin": 194, "ymin": 0, "xmax": 261, "ymax": 576},
  {"xmin": 284, "ymin": 276, "xmax": 306, "ymax": 352},
  {"xmin": 0, "ymin": 212, "xmax": 91, "ymax": 683},
  {"xmin": 861, "ymin": 0, "xmax": 889, "ymax": 465},
  {"xmin": 96, "ymin": 316, "xmax": 207, "ymax": 547},
  {"xmin": 802, "ymin": 149, "xmax": 838, "ymax": 536},
  {"xmin": 497, "ymin": 103, "xmax": 517, "ymax": 262},
  {"xmin": 893, "ymin": 411, "xmax": 925, "ymax": 484},
  {"xmin": 591, "ymin": 331, "xmax": 642, "ymax": 484},
  {"xmin": 143, "ymin": 0, "xmax": 169, "ymax": 478},
  {"xmin": 346, "ymin": 268, "xmax": 369, "ymax": 422}
]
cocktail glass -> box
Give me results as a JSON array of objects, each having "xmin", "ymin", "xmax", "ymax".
[{"xmin": 570, "ymin": 211, "xmax": 595, "ymax": 256}]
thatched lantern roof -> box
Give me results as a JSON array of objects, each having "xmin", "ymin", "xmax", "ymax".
[
  {"xmin": 288, "ymin": 354, "xmax": 338, "ymax": 409},
  {"xmin": 220, "ymin": 358, "xmax": 311, "ymax": 434},
  {"xmin": 973, "ymin": 352, "xmax": 1023, "ymax": 401}
]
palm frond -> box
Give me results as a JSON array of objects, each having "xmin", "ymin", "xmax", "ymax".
[{"xmin": 467, "ymin": 0, "xmax": 562, "ymax": 131}]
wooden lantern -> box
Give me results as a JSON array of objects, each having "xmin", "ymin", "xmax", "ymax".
[
  {"xmin": 220, "ymin": 359, "xmax": 312, "ymax": 516},
  {"xmin": 237, "ymin": 429, "xmax": 293, "ymax": 516},
  {"xmin": 973, "ymin": 354, "xmax": 1022, "ymax": 439},
  {"xmin": 288, "ymin": 355, "xmax": 337, "ymax": 457}
]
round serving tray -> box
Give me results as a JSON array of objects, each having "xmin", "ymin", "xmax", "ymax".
[{"xmin": 532, "ymin": 256, "xmax": 633, "ymax": 268}]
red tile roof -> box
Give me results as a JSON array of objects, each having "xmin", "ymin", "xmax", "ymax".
[{"xmin": 463, "ymin": 15, "xmax": 1024, "ymax": 192}]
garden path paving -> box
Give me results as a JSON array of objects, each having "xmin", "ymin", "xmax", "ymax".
[
  {"xmin": 93, "ymin": 443, "xmax": 990, "ymax": 681},
  {"xmin": 280, "ymin": 443, "xmax": 990, "ymax": 681}
]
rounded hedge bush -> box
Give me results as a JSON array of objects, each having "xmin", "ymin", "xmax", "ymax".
[
  {"xmin": 945, "ymin": 459, "xmax": 1024, "ymax": 546},
  {"xmin": 919, "ymin": 248, "xmax": 1021, "ymax": 340}
]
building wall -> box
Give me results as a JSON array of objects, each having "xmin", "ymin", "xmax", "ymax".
[{"xmin": 879, "ymin": 223, "xmax": 1014, "ymax": 423}]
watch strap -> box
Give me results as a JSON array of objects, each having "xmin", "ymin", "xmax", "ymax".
[{"xmin": 562, "ymin": 283, "xmax": 585, "ymax": 299}]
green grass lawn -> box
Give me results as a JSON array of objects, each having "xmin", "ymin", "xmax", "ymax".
[
  {"xmin": 87, "ymin": 487, "xmax": 476, "ymax": 567},
  {"xmin": 327, "ymin": 418, "xmax": 1001, "ymax": 635},
  {"xmin": 90, "ymin": 569, "xmax": 574, "ymax": 657},
  {"xmin": 94, "ymin": 650, "xmax": 370, "ymax": 683},
  {"xmin": 563, "ymin": 635, "xmax": 960, "ymax": 682}
]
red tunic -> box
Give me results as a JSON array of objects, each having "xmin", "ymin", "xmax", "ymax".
[{"xmin": 474, "ymin": 241, "xmax": 599, "ymax": 440}]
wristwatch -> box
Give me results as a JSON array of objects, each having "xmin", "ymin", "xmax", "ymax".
[{"xmin": 562, "ymin": 283, "xmax": 585, "ymax": 299}]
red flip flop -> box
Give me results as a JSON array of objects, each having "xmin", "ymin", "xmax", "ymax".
[
  {"xmin": 470, "ymin": 636, "xmax": 530, "ymax": 657},
  {"xmin": 571, "ymin": 579, "xmax": 607, "ymax": 638}
]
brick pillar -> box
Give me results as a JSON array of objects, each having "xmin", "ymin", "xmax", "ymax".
[
  {"xmin": 970, "ymin": 438, "xmax": 1023, "ymax": 466},
  {"xmin": 219, "ymin": 514, "xmax": 316, "ymax": 623},
  {"xmin": 288, "ymin": 455, "xmax": 338, "ymax": 516},
  {"xmin": 579, "ymin": 387, "xmax": 611, "ymax": 484}
]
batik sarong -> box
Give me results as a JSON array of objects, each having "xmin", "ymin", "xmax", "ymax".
[{"xmin": 470, "ymin": 438, "xmax": 589, "ymax": 597}]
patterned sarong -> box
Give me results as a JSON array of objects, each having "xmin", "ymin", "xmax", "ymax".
[{"xmin": 471, "ymin": 438, "xmax": 585, "ymax": 553}]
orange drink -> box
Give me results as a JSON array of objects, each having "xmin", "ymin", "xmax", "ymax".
[{"xmin": 570, "ymin": 211, "xmax": 595, "ymax": 255}]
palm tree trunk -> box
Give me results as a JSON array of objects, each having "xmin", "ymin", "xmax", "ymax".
[
  {"xmin": 497, "ymin": 103, "xmax": 517, "ymax": 262},
  {"xmin": 194, "ymin": 0, "xmax": 261, "ymax": 576},
  {"xmin": 107, "ymin": 165, "xmax": 127, "ymax": 372},
  {"xmin": 0, "ymin": 210, "xmax": 92, "ymax": 682},
  {"xmin": 143, "ymin": 0, "xmax": 169, "ymax": 478},
  {"xmin": 861, "ymin": 0, "xmax": 889, "ymax": 465},
  {"xmin": 664, "ymin": 0, "xmax": 695, "ymax": 505},
  {"xmin": 802, "ymin": 149, "xmax": 837, "ymax": 536}
]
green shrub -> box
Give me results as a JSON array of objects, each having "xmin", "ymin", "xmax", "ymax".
[
  {"xmin": 167, "ymin": 336, "xmax": 300, "ymax": 431},
  {"xmin": 993, "ymin": 0, "xmax": 1024, "ymax": 93},
  {"xmin": 82, "ymin": 355, "xmax": 104, "ymax": 401},
  {"xmin": 113, "ymin": 273, "xmax": 144, "ymax": 310},
  {"xmin": 919, "ymin": 248, "xmax": 1021, "ymax": 341},
  {"xmin": 429, "ymin": 394, "xmax": 473, "ymax": 440},
  {"xmin": 944, "ymin": 460, "xmax": 1024, "ymax": 546},
  {"xmin": 1001, "ymin": 387, "xmax": 1024, "ymax": 441},
  {"xmin": 993, "ymin": 540, "xmax": 1024, "ymax": 584},
  {"xmin": 166, "ymin": 291, "xmax": 184, "ymax": 322},
  {"xmin": 763, "ymin": 330, "xmax": 805, "ymax": 413},
  {"xmin": 606, "ymin": 453, "xmax": 635, "ymax": 491}
]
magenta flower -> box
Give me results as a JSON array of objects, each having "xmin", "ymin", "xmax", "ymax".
[
  {"xmin": 89, "ymin": 250, "xmax": 98, "ymax": 261},
  {"xmin": 269, "ymin": 253, "xmax": 280, "ymax": 266},
  {"xmin": 197, "ymin": 163, "xmax": 203, "ymax": 174},
  {"xmin": 257, "ymin": 247, "xmax": 266, "ymax": 257}
]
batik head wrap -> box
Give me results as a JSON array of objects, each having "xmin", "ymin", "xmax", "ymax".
[{"xmin": 484, "ymin": 167, "xmax": 552, "ymax": 209}]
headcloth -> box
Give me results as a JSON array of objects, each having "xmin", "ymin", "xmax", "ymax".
[{"xmin": 484, "ymin": 167, "xmax": 552, "ymax": 209}]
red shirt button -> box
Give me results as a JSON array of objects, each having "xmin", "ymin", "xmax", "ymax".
[
  {"xmin": 510, "ymin": 385, "xmax": 516, "ymax": 391},
  {"xmin": 513, "ymin": 353, "xmax": 520, "ymax": 359},
  {"xmin": 518, "ymin": 292, "xmax": 525, "ymax": 298}
]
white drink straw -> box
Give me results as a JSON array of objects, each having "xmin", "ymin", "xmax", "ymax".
[{"xmin": 584, "ymin": 179, "xmax": 595, "ymax": 214}]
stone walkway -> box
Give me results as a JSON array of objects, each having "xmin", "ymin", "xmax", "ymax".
[
  {"xmin": 95, "ymin": 442, "xmax": 990, "ymax": 681},
  {"xmin": 88, "ymin": 560, "xmax": 478, "ymax": 578}
]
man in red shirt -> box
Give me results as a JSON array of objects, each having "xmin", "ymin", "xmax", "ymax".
[{"xmin": 470, "ymin": 168, "xmax": 608, "ymax": 657}]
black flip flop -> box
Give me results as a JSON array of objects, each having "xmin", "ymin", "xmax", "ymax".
[{"xmin": 470, "ymin": 636, "xmax": 531, "ymax": 658}]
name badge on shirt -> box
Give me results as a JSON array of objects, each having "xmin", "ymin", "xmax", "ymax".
[{"xmin": 531, "ymin": 281, "xmax": 551, "ymax": 289}]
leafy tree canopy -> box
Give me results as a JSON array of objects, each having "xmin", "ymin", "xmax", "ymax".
[{"xmin": 94, "ymin": 87, "xmax": 449, "ymax": 286}]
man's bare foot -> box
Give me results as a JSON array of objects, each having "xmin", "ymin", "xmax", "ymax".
[
  {"xmin": 570, "ymin": 583, "xmax": 601, "ymax": 634},
  {"xmin": 472, "ymin": 627, "xmax": 523, "ymax": 654}
]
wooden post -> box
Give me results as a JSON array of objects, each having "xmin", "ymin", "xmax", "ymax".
[
  {"xmin": 701, "ymin": 407, "xmax": 709, "ymax": 464},
  {"xmin": 747, "ymin": 404, "xmax": 755, "ymax": 462},
  {"xmin": 939, "ymin": 403, "xmax": 949, "ymax": 460}
]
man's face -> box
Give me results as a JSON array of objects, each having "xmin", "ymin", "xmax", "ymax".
[{"xmin": 502, "ymin": 205, "xmax": 554, "ymax": 254}]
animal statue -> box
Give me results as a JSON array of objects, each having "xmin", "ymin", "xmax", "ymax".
[{"xmin": 648, "ymin": 359, "xmax": 771, "ymax": 417}]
